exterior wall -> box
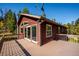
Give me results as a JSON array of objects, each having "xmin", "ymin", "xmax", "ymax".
[
  {"xmin": 40, "ymin": 21, "xmax": 59, "ymax": 45},
  {"xmin": 40, "ymin": 21, "xmax": 67, "ymax": 45},
  {"xmin": 18, "ymin": 16, "xmax": 41, "ymax": 45},
  {"xmin": 20, "ymin": 17, "xmax": 37, "ymax": 25},
  {"xmin": 18, "ymin": 26, "xmax": 24, "ymax": 39},
  {"xmin": 40, "ymin": 22, "xmax": 46, "ymax": 45},
  {"xmin": 18, "ymin": 16, "xmax": 37, "ymax": 35},
  {"xmin": 18, "ymin": 15, "xmax": 67, "ymax": 46},
  {"xmin": 36, "ymin": 23, "xmax": 41, "ymax": 45}
]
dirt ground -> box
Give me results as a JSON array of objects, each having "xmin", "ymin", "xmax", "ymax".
[{"xmin": 17, "ymin": 39, "xmax": 79, "ymax": 56}]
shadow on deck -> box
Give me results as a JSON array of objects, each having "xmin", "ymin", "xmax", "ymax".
[
  {"xmin": 15, "ymin": 40, "xmax": 31, "ymax": 56},
  {"xmin": 0, "ymin": 40, "xmax": 4, "ymax": 53}
]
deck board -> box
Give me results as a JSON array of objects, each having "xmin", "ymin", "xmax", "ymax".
[{"xmin": 0, "ymin": 40, "xmax": 26, "ymax": 56}]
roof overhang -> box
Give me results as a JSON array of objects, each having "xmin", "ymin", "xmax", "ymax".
[{"xmin": 21, "ymin": 13, "xmax": 41, "ymax": 19}]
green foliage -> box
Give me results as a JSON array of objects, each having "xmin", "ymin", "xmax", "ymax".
[
  {"xmin": 18, "ymin": 8, "xmax": 29, "ymax": 19},
  {"xmin": 75, "ymin": 25, "xmax": 79, "ymax": 34},
  {"xmin": 4, "ymin": 9, "xmax": 17, "ymax": 33},
  {"xmin": 68, "ymin": 38, "xmax": 79, "ymax": 43},
  {"xmin": 0, "ymin": 7, "xmax": 29, "ymax": 34},
  {"xmin": 64, "ymin": 18, "xmax": 79, "ymax": 35},
  {"xmin": 22, "ymin": 8, "xmax": 29, "ymax": 14},
  {"xmin": 0, "ymin": 20, "xmax": 4, "ymax": 29},
  {"xmin": 0, "ymin": 9, "xmax": 4, "ymax": 30},
  {"xmin": 75, "ymin": 18, "xmax": 79, "ymax": 25}
]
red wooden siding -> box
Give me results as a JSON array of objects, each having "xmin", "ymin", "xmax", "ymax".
[
  {"xmin": 18, "ymin": 16, "xmax": 41, "ymax": 45},
  {"xmin": 18, "ymin": 14, "xmax": 67, "ymax": 46},
  {"xmin": 40, "ymin": 21, "xmax": 67, "ymax": 45}
]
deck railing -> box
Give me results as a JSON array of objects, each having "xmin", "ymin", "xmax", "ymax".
[
  {"xmin": 56, "ymin": 34, "xmax": 79, "ymax": 41},
  {"xmin": 0, "ymin": 34, "xmax": 18, "ymax": 41}
]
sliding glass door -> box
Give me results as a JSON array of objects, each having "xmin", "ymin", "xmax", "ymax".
[
  {"xmin": 24, "ymin": 25, "xmax": 36, "ymax": 42},
  {"xmin": 28, "ymin": 27, "xmax": 30, "ymax": 39},
  {"xmin": 25, "ymin": 27, "xmax": 30, "ymax": 40},
  {"xmin": 32, "ymin": 26, "xmax": 36, "ymax": 41}
]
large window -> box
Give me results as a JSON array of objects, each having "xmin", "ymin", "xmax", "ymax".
[
  {"xmin": 32, "ymin": 26, "xmax": 36, "ymax": 41},
  {"xmin": 46, "ymin": 24, "xmax": 52, "ymax": 38},
  {"xmin": 25, "ymin": 27, "xmax": 30, "ymax": 39}
]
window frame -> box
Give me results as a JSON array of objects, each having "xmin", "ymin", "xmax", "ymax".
[
  {"xmin": 20, "ymin": 22, "xmax": 29, "ymax": 26},
  {"xmin": 31, "ymin": 25, "xmax": 36, "ymax": 41},
  {"xmin": 21, "ymin": 22, "xmax": 24, "ymax": 26},
  {"xmin": 46, "ymin": 24, "xmax": 52, "ymax": 38}
]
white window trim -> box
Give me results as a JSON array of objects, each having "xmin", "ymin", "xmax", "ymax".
[
  {"xmin": 20, "ymin": 22, "xmax": 24, "ymax": 26},
  {"xmin": 20, "ymin": 22, "xmax": 29, "ymax": 26},
  {"xmin": 46, "ymin": 24, "xmax": 52, "ymax": 38},
  {"xmin": 24, "ymin": 25, "xmax": 37, "ymax": 44}
]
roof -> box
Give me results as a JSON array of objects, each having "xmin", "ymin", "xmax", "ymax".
[
  {"xmin": 21, "ymin": 13, "xmax": 41, "ymax": 19},
  {"xmin": 18, "ymin": 13, "xmax": 67, "ymax": 28}
]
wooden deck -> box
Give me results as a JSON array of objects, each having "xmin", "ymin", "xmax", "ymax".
[
  {"xmin": 0, "ymin": 40, "xmax": 30, "ymax": 56},
  {"xmin": 17, "ymin": 39, "xmax": 79, "ymax": 56}
]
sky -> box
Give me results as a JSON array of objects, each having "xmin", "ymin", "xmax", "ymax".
[{"xmin": 0, "ymin": 3, "xmax": 79, "ymax": 24}]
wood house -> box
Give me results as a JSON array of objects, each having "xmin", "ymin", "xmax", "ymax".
[{"xmin": 18, "ymin": 14, "xmax": 67, "ymax": 46}]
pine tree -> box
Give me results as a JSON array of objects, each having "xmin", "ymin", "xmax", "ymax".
[
  {"xmin": 4, "ymin": 9, "xmax": 17, "ymax": 33},
  {"xmin": 22, "ymin": 8, "xmax": 29, "ymax": 14}
]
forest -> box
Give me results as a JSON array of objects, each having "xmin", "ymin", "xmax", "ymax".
[
  {"xmin": 64, "ymin": 18, "xmax": 79, "ymax": 35},
  {"xmin": 0, "ymin": 8, "xmax": 29, "ymax": 33}
]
